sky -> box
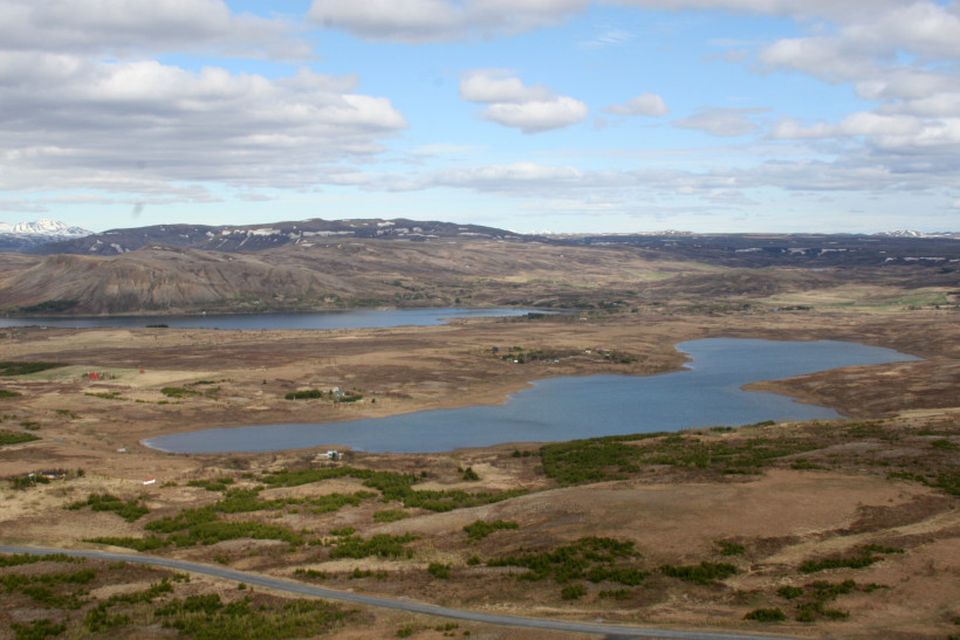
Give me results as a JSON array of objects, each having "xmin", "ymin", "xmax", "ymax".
[{"xmin": 1, "ymin": 1, "xmax": 960, "ymax": 234}]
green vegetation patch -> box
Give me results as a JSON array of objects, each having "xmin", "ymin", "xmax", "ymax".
[
  {"xmin": 144, "ymin": 506, "xmax": 304, "ymax": 548},
  {"xmin": 66, "ymin": 493, "xmax": 149, "ymax": 522},
  {"xmin": 427, "ymin": 562, "xmax": 451, "ymax": 579},
  {"xmin": 541, "ymin": 432, "xmax": 820, "ymax": 486},
  {"xmin": 284, "ymin": 389, "xmax": 363, "ymax": 402},
  {"xmin": 328, "ymin": 533, "xmax": 416, "ymax": 560},
  {"xmin": 0, "ymin": 361, "xmax": 67, "ymax": 376},
  {"xmin": 715, "ymin": 540, "xmax": 746, "ymax": 556},
  {"xmin": 463, "ymin": 519, "xmax": 519, "ymax": 541},
  {"xmin": 744, "ymin": 608, "xmax": 786, "ymax": 622},
  {"xmin": 0, "ymin": 429, "xmax": 39, "ymax": 446},
  {"xmin": 261, "ymin": 466, "xmax": 525, "ymax": 512},
  {"xmin": 161, "ymin": 386, "xmax": 198, "ymax": 398},
  {"xmin": 0, "ymin": 388, "xmax": 22, "ymax": 398},
  {"xmin": 18, "ymin": 300, "xmax": 78, "ymax": 314},
  {"xmin": 488, "ymin": 537, "xmax": 647, "ymax": 586},
  {"xmin": 659, "ymin": 561, "xmax": 738, "ymax": 585},
  {"xmin": 85, "ymin": 536, "xmax": 166, "ymax": 552},
  {"xmin": 187, "ymin": 477, "xmax": 235, "ymax": 492},
  {"xmin": 0, "ymin": 567, "xmax": 97, "ymax": 609},
  {"xmin": 11, "ymin": 619, "xmax": 67, "ymax": 640},
  {"xmin": 0, "ymin": 553, "xmax": 77, "ymax": 567},
  {"xmin": 798, "ymin": 545, "xmax": 902, "ymax": 574},
  {"xmin": 373, "ymin": 509, "xmax": 409, "ymax": 523}
]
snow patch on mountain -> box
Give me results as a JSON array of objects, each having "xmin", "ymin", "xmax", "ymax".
[{"xmin": 0, "ymin": 218, "xmax": 92, "ymax": 238}]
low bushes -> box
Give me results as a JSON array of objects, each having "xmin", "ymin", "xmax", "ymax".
[
  {"xmin": 463, "ymin": 520, "xmax": 519, "ymax": 541},
  {"xmin": 67, "ymin": 493, "xmax": 149, "ymax": 522}
]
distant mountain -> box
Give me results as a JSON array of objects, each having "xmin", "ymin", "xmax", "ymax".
[
  {"xmin": 0, "ymin": 218, "xmax": 93, "ymax": 251},
  {"xmin": 874, "ymin": 230, "xmax": 960, "ymax": 240},
  {"xmin": 31, "ymin": 218, "xmax": 526, "ymax": 255}
]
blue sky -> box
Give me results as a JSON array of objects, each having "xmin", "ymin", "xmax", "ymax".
[{"xmin": 1, "ymin": 0, "xmax": 959, "ymax": 233}]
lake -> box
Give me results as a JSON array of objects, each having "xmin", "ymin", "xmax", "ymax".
[
  {"xmin": 143, "ymin": 338, "xmax": 918, "ymax": 454},
  {"xmin": 0, "ymin": 307, "xmax": 543, "ymax": 330}
]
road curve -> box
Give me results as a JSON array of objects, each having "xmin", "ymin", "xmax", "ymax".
[{"xmin": 0, "ymin": 545, "xmax": 798, "ymax": 640}]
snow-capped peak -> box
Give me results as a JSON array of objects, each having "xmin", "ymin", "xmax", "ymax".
[{"xmin": 0, "ymin": 218, "xmax": 92, "ymax": 237}]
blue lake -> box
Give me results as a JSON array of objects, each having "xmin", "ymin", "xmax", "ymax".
[
  {"xmin": 0, "ymin": 307, "xmax": 542, "ymax": 331},
  {"xmin": 143, "ymin": 338, "xmax": 918, "ymax": 454}
]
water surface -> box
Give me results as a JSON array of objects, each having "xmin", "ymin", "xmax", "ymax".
[
  {"xmin": 144, "ymin": 338, "xmax": 917, "ymax": 454},
  {"xmin": 0, "ymin": 307, "xmax": 541, "ymax": 330}
]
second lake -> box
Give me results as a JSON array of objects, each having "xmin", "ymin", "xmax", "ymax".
[{"xmin": 143, "ymin": 338, "xmax": 918, "ymax": 454}]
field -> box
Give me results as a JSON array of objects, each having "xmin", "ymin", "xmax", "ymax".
[{"xmin": 1, "ymin": 235, "xmax": 959, "ymax": 639}]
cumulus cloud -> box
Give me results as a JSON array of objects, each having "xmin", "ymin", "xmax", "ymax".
[
  {"xmin": 460, "ymin": 70, "xmax": 587, "ymax": 133},
  {"xmin": 459, "ymin": 69, "xmax": 551, "ymax": 103},
  {"xmin": 0, "ymin": 53, "xmax": 406, "ymax": 194},
  {"xmin": 0, "ymin": 0, "xmax": 309, "ymax": 58},
  {"xmin": 309, "ymin": 0, "xmax": 587, "ymax": 42},
  {"xmin": 674, "ymin": 107, "xmax": 766, "ymax": 136},
  {"xmin": 605, "ymin": 93, "xmax": 669, "ymax": 117}
]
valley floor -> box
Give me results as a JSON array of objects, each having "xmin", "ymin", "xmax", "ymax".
[{"xmin": 1, "ymin": 306, "xmax": 958, "ymax": 639}]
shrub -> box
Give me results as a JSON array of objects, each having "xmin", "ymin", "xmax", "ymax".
[
  {"xmin": 463, "ymin": 520, "xmax": 519, "ymax": 541},
  {"xmin": 660, "ymin": 562, "xmax": 737, "ymax": 585},
  {"xmin": 0, "ymin": 389, "xmax": 22, "ymax": 398},
  {"xmin": 560, "ymin": 584, "xmax": 587, "ymax": 600},
  {"xmin": 715, "ymin": 540, "xmax": 745, "ymax": 556},
  {"xmin": 777, "ymin": 585, "xmax": 804, "ymax": 600},
  {"xmin": 0, "ymin": 362, "xmax": 66, "ymax": 376},
  {"xmin": 329, "ymin": 534, "xmax": 416, "ymax": 560},
  {"xmin": 0, "ymin": 430, "xmax": 39, "ymax": 446},
  {"xmin": 744, "ymin": 608, "xmax": 786, "ymax": 622},
  {"xmin": 285, "ymin": 389, "xmax": 325, "ymax": 400},
  {"xmin": 67, "ymin": 493, "xmax": 149, "ymax": 522},
  {"xmin": 489, "ymin": 537, "xmax": 643, "ymax": 585},
  {"xmin": 86, "ymin": 536, "xmax": 166, "ymax": 551},
  {"xmin": 187, "ymin": 477, "xmax": 234, "ymax": 492},
  {"xmin": 373, "ymin": 510, "xmax": 409, "ymax": 523},
  {"xmin": 427, "ymin": 563, "xmax": 451, "ymax": 579},
  {"xmin": 10, "ymin": 619, "xmax": 67, "ymax": 640}
]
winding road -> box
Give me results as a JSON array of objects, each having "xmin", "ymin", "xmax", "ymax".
[{"xmin": 0, "ymin": 545, "xmax": 798, "ymax": 640}]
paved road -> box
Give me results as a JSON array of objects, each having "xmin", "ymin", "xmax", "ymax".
[{"xmin": 0, "ymin": 545, "xmax": 797, "ymax": 640}]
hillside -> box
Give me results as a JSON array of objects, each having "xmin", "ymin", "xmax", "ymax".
[
  {"xmin": 1, "ymin": 218, "xmax": 958, "ymax": 315},
  {"xmin": 0, "ymin": 240, "xmax": 715, "ymax": 315}
]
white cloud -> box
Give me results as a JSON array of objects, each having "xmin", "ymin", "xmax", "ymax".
[
  {"xmin": 0, "ymin": 52, "xmax": 406, "ymax": 195},
  {"xmin": 460, "ymin": 70, "xmax": 587, "ymax": 133},
  {"xmin": 606, "ymin": 93, "xmax": 669, "ymax": 117},
  {"xmin": 483, "ymin": 98, "xmax": 589, "ymax": 134},
  {"xmin": 675, "ymin": 107, "xmax": 765, "ymax": 136},
  {"xmin": 309, "ymin": 0, "xmax": 587, "ymax": 42},
  {"xmin": 459, "ymin": 69, "xmax": 551, "ymax": 103},
  {"xmin": 0, "ymin": 0, "xmax": 309, "ymax": 58},
  {"xmin": 773, "ymin": 113, "xmax": 960, "ymax": 151}
]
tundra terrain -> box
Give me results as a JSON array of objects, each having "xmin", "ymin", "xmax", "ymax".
[{"xmin": 1, "ymin": 229, "xmax": 958, "ymax": 639}]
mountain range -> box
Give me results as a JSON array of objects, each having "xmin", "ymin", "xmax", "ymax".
[{"xmin": 0, "ymin": 217, "xmax": 957, "ymax": 316}]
